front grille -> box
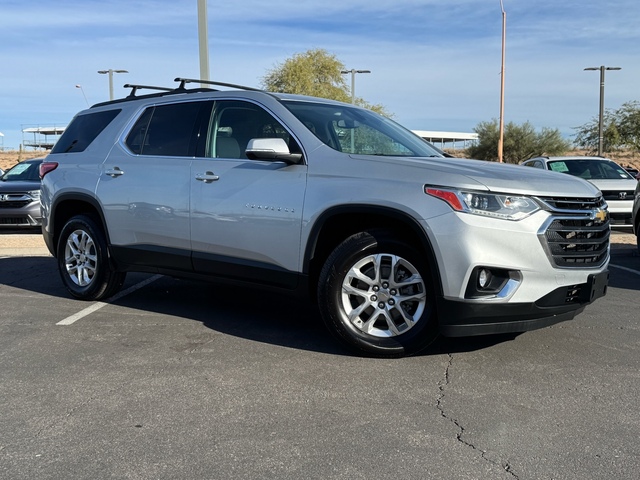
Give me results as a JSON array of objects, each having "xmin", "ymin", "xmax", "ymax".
[
  {"xmin": 600, "ymin": 190, "xmax": 634, "ymax": 201},
  {"xmin": 535, "ymin": 196, "xmax": 610, "ymax": 268},
  {"xmin": 0, "ymin": 192, "xmax": 36, "ymax": 209}
]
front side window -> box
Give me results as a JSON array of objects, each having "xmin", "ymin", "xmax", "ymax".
[
  {"xmin": 51, "ymin": 109, "xmax": 120, "ymax": 154},
  {"xmin": 126, "ymin": 101, "xmax": 210, "ymax": 156},
  {"xmin": 282, "ymin": 100, "xmax": 443, "ymax": 157},
  {"xmin": 206, "ymin": 100, "xmax": 299, "ymax": 159}
]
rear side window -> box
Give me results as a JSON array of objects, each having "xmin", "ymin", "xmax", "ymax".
[
  {"xmin": 51, "ymin": 109, "xmax": 121, "ymax": 154},
  {"xmin": 126, "ymin": 101, "xmax": 209, "ymax": 156}
]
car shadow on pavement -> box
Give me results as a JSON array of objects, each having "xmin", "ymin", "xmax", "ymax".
[
  {"xmin": 0, "ymin": 255, "xmax": 65, "ymax": 297},
  {"xmin": 0, "ymin": 256, "xmax": 524, "ymax": 358},
  {"xmin": 84, "ymin": 273, "xmax": 524, "ymax": 358}
]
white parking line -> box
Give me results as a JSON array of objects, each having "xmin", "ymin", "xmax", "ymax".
[
  {"xmin": 56, "ymin": 274, "xmax": 163, "ymax": 326},
  {"xmin": 609, "ymin": 263, "xmax": 640, "ymax": 277}
]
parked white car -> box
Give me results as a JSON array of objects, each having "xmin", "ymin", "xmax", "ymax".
[{"xmin": 522, "ymin": 156, "xmax": 636, "ymax": 228}]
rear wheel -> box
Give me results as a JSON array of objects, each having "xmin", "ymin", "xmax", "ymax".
[
  {"xmin": 57, "ymin": 214, "xmax": 125, "ymax": 300},
  {"xmin": 318, "ymin": 230, "xmax": 438, "ymax": 357}
]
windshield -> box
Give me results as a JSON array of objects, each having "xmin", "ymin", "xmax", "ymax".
[
  {"xmin": 282, "ymin": 100, "xmax": 443, "ymax": 157},
  {"xmin": 548, "ymin": 159, "xmax": 635, "ymax": 180},
  {"xmin": 1, "ymin": 161, "xmax": 42, "ymax": 182}
]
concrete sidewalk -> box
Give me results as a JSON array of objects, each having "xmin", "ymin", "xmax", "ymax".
[{"xmin": 0, "ymin": 233, "xmax": 51, "ymax": 257}]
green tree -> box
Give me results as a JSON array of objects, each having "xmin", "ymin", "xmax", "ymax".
[
  {"xmin": 467, "ymin": 120, "xmax": 571, "ymax": 163},
  {"xmin": 261, "ymin": 49, "xmax": 389, "ymax": 116},
  {"xmin": 573, "ymin": 110, "xmax": 622, "ymax": 153},
  {"xmin": 615, "ymin": 100, "xmax": 640, "ymax": 151},
  {"xmin": 574, "ymin": 100, "xmax": 640, "ymax": 153}
]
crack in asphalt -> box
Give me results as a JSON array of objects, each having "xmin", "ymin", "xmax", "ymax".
[{"xmin": 437, "ymin": 353, "xmax": 520, "ymax": 479}]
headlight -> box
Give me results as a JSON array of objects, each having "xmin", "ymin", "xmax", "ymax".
[
  {"xmin": 425, "ymin": 187, "xmax": 539, "ymax": 221},
  {"xmin": 28, "ymin": 189, "xmax": 41, "ymax": 200}
]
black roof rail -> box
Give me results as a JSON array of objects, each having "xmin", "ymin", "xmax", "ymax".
[
  {"xmin": 174, "ymin": 77, "xmax": 263, "ymax": 92},
  {"xmin": 124, "ymin": 83, "xmax": 174, "ymax": 97},
  {"xmin": 91, "ymin": 77, "xmax": 267, "ymax": 109}
]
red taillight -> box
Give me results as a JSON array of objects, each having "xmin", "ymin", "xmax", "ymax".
[
  {"xmin": 425, "ymin": 187, "xmax": 464, "ymax": 211},
  {"xmin": 39, "ymin": 161, "xmax": 58, "ymax": 179}
]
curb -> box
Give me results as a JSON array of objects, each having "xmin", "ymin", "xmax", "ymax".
[{"xmin": 0, "ymin": 248, "xmax": 51, "ymax": 257}]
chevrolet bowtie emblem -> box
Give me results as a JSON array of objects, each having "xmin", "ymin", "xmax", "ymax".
[{"xmin": 591, "ymin": 208, "xmax": 608, "ymax": 223}]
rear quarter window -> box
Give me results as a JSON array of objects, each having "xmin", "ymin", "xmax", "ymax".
[
  {"xmin": 51, "ymin": 109, "xmax": 121, "ymax": 154},
  {"xmin": 125, "ymin": 101, "xmax": 208, "ymax": 157}
]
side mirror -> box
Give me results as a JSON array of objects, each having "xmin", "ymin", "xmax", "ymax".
[{"xmin": 245, "ymin": 138, "xmax": 303, "ymax": 165}]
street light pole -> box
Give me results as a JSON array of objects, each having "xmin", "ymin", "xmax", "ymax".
[
  {"xmin": 584, "ymin": 65, "xmax": 621, "ymax": 157},
  {"xmin": 97, "ymin": 69, "xmax": 129, "ymax": 100},
  {"xmin": 497, "ymin": 0, "xmax": 506, "ymax": 163},
  {"xmin": 75, "ymin": 85, "xmax": 90, "ymax": 107},
  {"xmin": 340, "ymin": 69, "xmax": 371, "ymax": 104},
  {"xmin": 197, "ymin": 0, "xmax": 210, "ymax": 87},
  {"xmin": 340, "ymin": 69, "xmax": 371, "ymax": 153}
]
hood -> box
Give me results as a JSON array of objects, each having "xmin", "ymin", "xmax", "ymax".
[
  {"xmin": 0, "ymin": 180, "xmax": 41, "ymax": 192},
  {"xmin": 363, "ymin": 155, "xmax": 602, "ymax": 198},
  {"xmin": 582, "ymin": 177, "xmax": 638, "ymax": 192}
]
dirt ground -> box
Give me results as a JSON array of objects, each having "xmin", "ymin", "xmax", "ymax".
[{"xmin": 0, "ymin": 150, "xmax": 49, "ymax": 172}]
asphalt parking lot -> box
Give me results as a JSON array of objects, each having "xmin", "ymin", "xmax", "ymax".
[{"xmin": 1, "ymin": 231, "xmax": 639, "ymax": 479}]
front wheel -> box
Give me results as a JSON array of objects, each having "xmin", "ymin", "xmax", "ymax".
[
  {"xmin": 318, "ymin": 230, "xmax": 438, "ymax": 357},
  {"xmin": 57, "ymin": 214, "xmax": 126, "ymax": 300}
]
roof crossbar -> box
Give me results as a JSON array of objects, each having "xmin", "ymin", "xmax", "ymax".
[
  {"xmin": 124, "ymin": 83, "xmax": 174, "ymax": 97},
  {"xmin": 174, "ymin": 78, "xmax": 263, "ymax": 92}
]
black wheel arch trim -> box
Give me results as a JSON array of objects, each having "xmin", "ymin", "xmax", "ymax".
[
  {"xmin": 48, "ymin": 191, "xmax": 112, "ymax": 255},
  {"xmin": 302, "ymin": 204, "xmax": 443, "ymax": 296}
]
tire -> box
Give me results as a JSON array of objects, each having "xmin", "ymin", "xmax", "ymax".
[
  {"xmin": 318, "ymin": 230, "xmax": 438, "ymax": 357},
  {"xmin": 57, "ymin": 214, "xmax": 126, "ymax": 301}
]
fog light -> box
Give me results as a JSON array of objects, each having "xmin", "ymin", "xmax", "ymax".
[{"xmin": 478, "ymin": 269, "xmax": 492, "ymax": 289}]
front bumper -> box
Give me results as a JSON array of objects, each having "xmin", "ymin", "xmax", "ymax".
[
  {"xmin": 0, "ymin": 207, "xmax": 42, "ymax": 227},
  {"xmin": 438, "ymin": 270, "xmax": 609, "ymax": 336}
]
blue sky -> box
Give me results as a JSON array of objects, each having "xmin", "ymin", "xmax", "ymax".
[{"xmin": 1, "ymin": 0, "xmax": 638, "ymax": 150}]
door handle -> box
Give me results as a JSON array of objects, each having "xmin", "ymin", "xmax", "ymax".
[
  {"xmin": 195, "ymin": 171, "xmax": 220, "ymax": 183},
  {"xmin": 105, "ymin": 167, "xmax": 124, "ymax": 177}
]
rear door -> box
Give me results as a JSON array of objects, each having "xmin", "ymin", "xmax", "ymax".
[{"xmin": 97, "ymin": 100, "xmax": 212, "ymax": 271}]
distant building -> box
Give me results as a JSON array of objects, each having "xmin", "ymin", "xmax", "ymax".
[
  {"xmin": 412, "ymin": 130, "xmax": 478, "ymax": 150},
  {"xmin": 22, "ymin": 125, "xmax": 66, "ymax": 150}
]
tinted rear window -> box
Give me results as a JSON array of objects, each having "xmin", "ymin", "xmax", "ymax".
[
  {"xmin": 51, "ymin": 109, "xmax": 121, "ymax": 154},
  {"xmin": 125, "ymin": 102, "xmax": 207, "ymax": 157}
]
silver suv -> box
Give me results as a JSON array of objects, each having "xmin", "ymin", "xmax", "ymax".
[{"xmin": 39, "ymin": 78, "xmax": 610, "ymax": 357}]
